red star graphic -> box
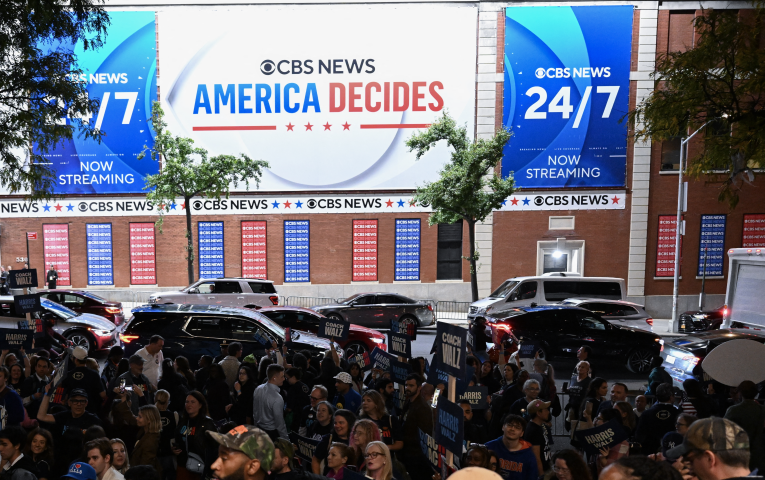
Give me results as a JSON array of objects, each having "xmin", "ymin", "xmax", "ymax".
[
  {"xmin": 158, "ymin": 204, "xmax": 165, "ymax": 211},
  {"xmin": 284, "ymin": 200, "xmax": 292, "ymax": 208},
  {"xmin": 611, "ymin": 196, "xmax": 620, "ymax": 204},
  {"xmin": 342, "ymin": 122, "xmax": 351, "ymax": 131},
  {"xmin": 511, "ymin": 198, "xmax": 519, "ymax": 206},
  {"xmin": 181, "ymin": 202, "xmax": 186, "ymax": 210},
  {"xmin": 54, "ymin": 204, "xmax": 62, "ymax": 212},
  {"xmin": 305, "ymin": 123, "xmax": 313, "ymax": 131},
  {"xmin": 286, "ymin": 123, "xmax": 294, "ymax": 131},
  {"xmin": 385, "ymin": 199, "xmax": 393, "ymax": 207},
  {"xmin": 323, "ymin": 122, "xmax": 332, "ymax": 131},
  {"xmin": 409, "ymin": 200, "xmax": 416, "ymax": 207}
]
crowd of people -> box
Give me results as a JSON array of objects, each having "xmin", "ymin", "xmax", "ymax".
[{"xmin": 0, "ymin": 331, "xmax": 759, "ymax": 480}]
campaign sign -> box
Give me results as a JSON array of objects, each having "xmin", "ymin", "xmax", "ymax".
[
  {"xmin": 15, "ymin": 294, "xmax": 42, "ymax": 314},
  {"xmin": 435, "ymin": 322, "xmax": 467, "ymax": 377},
  {"xmin": 419, "ymin": 429, "xmax": 447, "ymax": 473},
  {"xmin": 388, "ymin": 331, "xmax": 412, "ymax": 358},
  {"xmin": 348, "ymin": 351, "xmax": 372, "ymax": 371},
  {"xmin": 435, "ymin": 397, "xmax": 464, "ymax": 456},
  {"xmin": 391, "ymin": 318, "xmax": 417, "ymax": 341},
  {"xmin": 459, "ymin": 386, "xmax": 489, "ymax": 410},
  {"xmin": 574, "ymin": 419, "xmax": 629, "ymax": 457},
  {"xmin": 502, "ymin": 6, "xmax": 633, "ymax": 188},
  {"xmin": 369, "ymin": 347, "xmax": 396, "ymax": 373},
  {"xmin": 289, "ymin": 433, "xmax": 320, "ymax": 462},
  {"xmin": 8, "ymin": 269, "xmax": 38, "ymax": 289},
  {"xmin": 0, "ymin": 329, "xmax": 33, "ymax": 349},
  {"xmin": 35, "ymin": 11, "xmax": 158, "ymax": 194},
  {"xmin": 427, "ymin": 354, "xmax": 472, "ymax": 397},
  {"xmin": 318, "ymin": 318, "xmax": 349, "ymax": 341},
  {"xmin": 391, "ymin": 359, "xmax": 413, "ymax": 385},
  {"xmin": 518, "ymin": 340, "xmax": 541, "ymax": 358}
]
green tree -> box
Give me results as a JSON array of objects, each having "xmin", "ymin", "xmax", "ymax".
[
  {"xmin": 0, "ymin": 0, "xmax": 110, "ymax": 200},
  {"xmin": 406, "ymin": 112, "xmax": 514, "ymax": 302},
  {"xmin": 629, "ymin": 6, "xmax": 765, "ymax": 207},
  {"xmin": 139, "ymin": 102, "xmax": 269, "ymax": 284}
]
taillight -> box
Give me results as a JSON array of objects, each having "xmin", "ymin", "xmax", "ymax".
[
  {"xmin": 427, "ymin": 304, "xmax": 433, "ymax": 312},
  {"xmin": 723, "ymin": 305, "xmax": 728, "ymax": 318},
  {"xmin": 494, "ymin": 324, "xmax": 512, "ymax": 332},
  {"xmin": 269, "ymin": 296, "xmax": 279, "ymax": 305},
  {"xmin": 105, "ymin": 307, "xmax": 122, "ymax": 314},
  {"xmin": 646, "ymin": 318, "xmax": 653, "ymax": 326},
  {"xmin": 119, "ymin": 334, "xmax": 139, "ymax": 343}
]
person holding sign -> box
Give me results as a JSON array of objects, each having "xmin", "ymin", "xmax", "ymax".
[
  {"xmin": 46, "ymin": 265, "xmax": 58, "ymax": 290},
  {"xmin": 332, "ymin": 373, "xmax": 361, "ymax": 414},
  {"xmin": 0, "ymin": 277, "xmax": 9, "ymax": 296},
  {"xmin": 485, "ymin": 414, "xmax": 538, "ymax": 480},
  {"xmin": 0, "ymin": 366, "xmax": 25, "ymax": 428},
  {"xmin": 591, "ymin": 409, "xmax": 630, "ymax": 475}
]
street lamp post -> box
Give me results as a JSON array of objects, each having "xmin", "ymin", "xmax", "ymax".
[{"xmin": 670, "ymin": 118, "xmax": 721, "ymax": 333}]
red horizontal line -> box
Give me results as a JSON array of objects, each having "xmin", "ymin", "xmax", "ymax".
[
  {"xmin": 359, "ymin": 124, "xmax": 432, "ymax": 129},
  {"xmin": 193, "ymin": 126, "xmax": 277, "ymax": 131}
]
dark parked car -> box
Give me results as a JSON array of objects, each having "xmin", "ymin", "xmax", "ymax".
[
  {"xmin": 486, "ymin": 305, "xmax": 663, "ymax": 373},
  {"xmin": 310, "ymin": 293, "xmax": 435, "ymax": 330},
  {"xmin": 39, "ymin": 290, "xmax": 125, "ymax": 325},
  {"xmin": 678, "ymin": 306, "xmax": 725, "ymax": 332},
  {"xmin": 661, "ymin": 328, "xmax": 765, "ymax": 386},
  {"xmin": 258, "ymin": 306, "xmax": 387, "ymax": 357},
  {"xmin": 122, "ymin": 304, "xmax": 342, "ymax": 365}
]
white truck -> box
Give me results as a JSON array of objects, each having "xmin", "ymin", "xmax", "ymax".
[{"xmin": 721, "ymin": 247, "xmax": 765, "ymax": 329}]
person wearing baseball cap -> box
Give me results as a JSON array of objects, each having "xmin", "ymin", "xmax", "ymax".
[
  {"xmin": 62, "ymin": 346, "xmax": 106, "ymax": 414},
  {"xmin": 666, "ymin": 417, "xmax": 757, "ymax": 480},
  {"xmin": 63, "ymin": 461, "xmax": 97, "ymax": 480},
  {"xmin": 208, "ymin": 425, "xmax": 274, "ymax": 480},
  {"xmin": 524, "ymin": 399, "xmax": 552, "ymax": 474},
  {"xmin": 332, "ymin": 372, "xmax": 361, "ymax": 414}
]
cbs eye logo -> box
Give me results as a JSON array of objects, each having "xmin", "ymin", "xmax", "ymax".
[
  {"xmin": 260, "ymin": 60, "xmax": 275, "ymax": 75},
  {"xmin": 535, "ymin": 68, "xmax": 546, "ymax": 79}
]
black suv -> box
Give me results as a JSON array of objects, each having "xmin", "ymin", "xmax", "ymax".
[
  {"xmin": 122, "ymin": 304, "xmax": 341, "ymax": 364},
  {"xmin": 487, "ymin": 305, "xmax": 662, "ymax": 373}
]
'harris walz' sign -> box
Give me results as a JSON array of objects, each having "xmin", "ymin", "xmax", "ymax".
[
  {"xmin": 369, "ymin": 347, "xmax": 396, "ymax": 373},
  {"xmin": 459, "ymin": 386, "xmax": 489, "ymax": 410},
  {"xmin": 574, "ymin": 419, "xmax": 629, "ymax": 456},
  {"xmin": 435, "ymin": 397, "xmax": 464, "ymax": 456},
  {"xmin": 8, "ymin": 269, "xmax": 37, "ymax": 289},
  {"xmin": 15, "ymin": 294, "xmax": 43, "ymax": 314},
  {"xmin": 435, "ymin": 322, "xmax": 467, "ymax": 377},
  {"xmin": 0, "ymin": 328, "xmax": 33, "ymax": 349},
  {"xmin": 391, "ymin": 359, "xmax": 413, "ymax": 384},
  {"xmin": 289, "ymin": 433, "xmax": 320, "ymax": 462},
  {"xmin": 388, "ymin": 331, "xmax": 412, "ymax": 358},
  {"xmin": 318, "ymin": 318, "xmax": 349, "ymax": 341}
]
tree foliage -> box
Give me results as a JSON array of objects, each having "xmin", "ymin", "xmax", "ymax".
[
  {"xmin": 0, "ymin": 0, "xmax": 110, "ymax": 200},
  {"xmin": 629, "ymin": 5, "xmax": 765, "ymax": 207},
  {"xmin": 139, "ymin": 102, "xmax": 269, "ymax": 283},
  {"xmin": 406, "ymin": 112, "xmax": 514, "ymax": 301}
]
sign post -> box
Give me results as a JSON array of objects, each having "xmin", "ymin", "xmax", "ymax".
[{"xmin": 447, "ymin": 374, "xmax": 456, "ymax": 467}]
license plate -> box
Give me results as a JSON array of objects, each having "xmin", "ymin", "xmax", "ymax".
[{"xmin": 665, "ymin": 355, "xmax": 676, "ymax": 365}]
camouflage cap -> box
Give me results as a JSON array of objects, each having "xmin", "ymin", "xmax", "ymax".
[
  {"xmin": 667, "ymin": 417, "xmax": 749, "ymax": 459},
  {"xmin": 207, "ymin": 425, "xmax": 274, "ymax": 470}
]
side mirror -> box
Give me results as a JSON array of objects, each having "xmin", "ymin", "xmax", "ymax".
[{"xmin": 189, "ymin": 288, "xmax": 199, "ymax": 294}]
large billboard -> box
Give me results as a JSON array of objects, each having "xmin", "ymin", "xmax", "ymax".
[
  {"xmin": 502, "ymin": 6, "xmax": 633, "ymax": 188},
  {"xmin": 159, "ymin": 5, "xmax": 476, "ymax": 191},
  {"xmin": 37, "ymin": 11, "xmax": 158, "ymax": 194}
]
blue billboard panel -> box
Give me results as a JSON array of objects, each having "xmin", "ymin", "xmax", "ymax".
[
  {"xmin": 395, "ymin": 219, "xmax": 420, "ymax": 281},
  {"xmin": 86, "ymin": 223, "xmax": 113, "ymax": 285},
  {"xmin": 502, "ymin": 6, "xmax": 633, "ymax": 188},
  {"xmin": 285, "ymin": 221, "xmax": 310, "ymax": 283},
  {"xmin": 698, "ymin": 215, "xmax": 726, "ymax": 277},
  {"xmin": 199, "ymin": 222, "xmax": 224, "ymax": 278},
  {"xmin": 36, "ymin": 11, "xmax": 158, "ymax": 194}
]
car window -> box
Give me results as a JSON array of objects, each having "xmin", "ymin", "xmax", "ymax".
[
  {"xmin": 353, "ymin": 295, "xmax": 378, "ymax": 305},
  {"xmin": 508, "ymin": 281, "xmax": 538, "ymax": 302},
  {"xmin": 196, "ymin": 282, "xmax": 216, "ymax": 294},
  {"xmin": 294, "ymin": 312, "xmax": 320, "ymax": 327},
  {"xmin": 578, "ymin": 314, "xmax": 608, "ymax": 331},
  {"xmin": 377, "ymin": 295, "xmax": 399, "ymax": 304},
  {"xmin": 581, "ymin": 303, "xmax": 621, "ymax": 316},
  {"xmin": 578, "ymin": 282, "xmax": 622, "ymax": 300},
  {"xmin": 249, "ymin": 282, "xmax": 277, "ymax": 294},
  {"xmin": 489, "ymin": 280, "xmax": 519, "ymax": 299},
  {"xmin": 229, "ymin": 318, "xmax": 273, "ymax": 345},
  {"xmin": 63, "ymin": 294, "xmax": 86, "ymax": 306},
  {"xmin": 186, "ymin": 317, "xmax": 231, "ymax": 337},
  {"xmin": 260, "ymin": 310, "xmax": 294, "ymax": 325},
  {"xmin": 213, "ymin": 281, "xmax": 243, "ymax": 294},
  {"xmin": 619, "ymin": 306, "xmax": 639, "ymax": 316},
  {"xmin": 129, "ymin": 316, "xmax": 173, "ymax": 334},
  {"xmin": 394, "ymin": 295, "xmax": 415, "ymax": 304}
]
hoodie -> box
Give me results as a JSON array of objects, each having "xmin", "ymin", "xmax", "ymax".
[{"xmin": 485, "ymin": 437, "xmax": 539, "ymax": 480}]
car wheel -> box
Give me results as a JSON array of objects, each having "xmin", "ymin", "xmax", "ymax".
[
  {"xmin": 626, "ymin": 349, "xmax": 653, "ymax": 373},
  {"xmin": 399, "ymin": 315, "xmax": 419, "ymax": 334},
  {"xmin": 67, "ymin": 331, "xmax": 93, "ymax": 352},
  {"xmin": 327, "ymin": 313, "xmax": 344, "ymax": 322},
  {"xmin": 344, "ymin": 342, "xmax": 368, "ymax": 358}
]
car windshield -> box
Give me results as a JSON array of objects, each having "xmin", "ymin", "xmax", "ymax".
[
  {"xmin": 340, "ymin": 294, "xmax": 363, "ymax": 304},
  {"xmin": 489, "ymin": 281, "xmax": 519, "ymax": 299},
  {"xmin": 181, "ymin": 281, "xmax": 202, "ymax": 293},
  {"xmin": 81, "ymin": 292, "xmax": 106, "ymax": 302},
  {"xmin": 42, "ymin": 299, "xmax": 78, "ymax": 320},
  {"xmin": 251, "ymin": 312, "xmax": 286, "ymax": 338}
]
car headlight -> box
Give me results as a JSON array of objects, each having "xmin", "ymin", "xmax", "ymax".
[
  {"xmin": 91, "ymin": 328, "xmax": 112, "ymax": 337},
  {"xmin": 372, "ymin": 338, "xmax": 385, "ymax": 343}
]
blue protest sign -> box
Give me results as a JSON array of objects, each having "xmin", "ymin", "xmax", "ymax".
[
  {"xmin": 435, "ymin": 397, "xmax": 464, "ymax": 456},
  {"xmin": 15, "ymin": 294, "xmax": 42, "ymax": 314},
  {"xmin": 319, "ymin": 317, "xmax": 350, "ymax": 341},
  {"xmin": 348, "ymin": 351, "xmax": 372, "ymax": 371},
  {"xmin": 289, "ymin": 433, "xmax": 320, "ymax": 462},
  {"xmin": 391, "ymin": 318, "xmax": 418, "ymax": 340},
  {"xmin": 419, "ymin": 429, "xmax": 447, "ymax": 473},
  {"xmin": 434, "ymin": 322, "xmax": 467, "ymax": 377},
  {"xmin": 574, "ymin": 419, "xmax": 629, "ymax": 457},
  {"xmin": 391, "ymin": 359, "xmax": 413, "ymax": 384},
  {"xmin": 0, "ymin": 328, "xmax": 33, "ymax": 350},
  {"xmin": 8, "ymin": 269, "xmax": 37, "ymax": 289},
  {"xmin": 427, "ymin": 354, "xmax": 472, "ymax": 397},
  {"xmin": 388, "ymin": 331, "xmax": 412, "ymax": 358},
  {"xmin": 518, "ymin": 339, "xmax": 542, "ymax": 358},
  {"xmin": 369, "ymin": 347, "xmax": 396, "ymax": 373},
  {"xmin": 459, "ymin": 386, "xmax": 489, "ymax": 410}
]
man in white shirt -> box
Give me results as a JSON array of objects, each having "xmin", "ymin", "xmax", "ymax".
[
  {"xmin": 85, "ymin": 438, "xmax": 124, "ymax": 480},
  {"xmin": 136, "ymin": 335, "xmax": 164, "ymax": 388},
  {"xmin": 218, "ymin": 342, "xmax": 243, "ymax": 392}
]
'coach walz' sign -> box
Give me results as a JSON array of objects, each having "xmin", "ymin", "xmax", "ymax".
[
  {"xmin": 318, "ymin": 318, "xmax": 349, "ymax": 341},
  {"xmin": 8, "ymin": 269, "xmax": 37, "ymax": 289},
  {"xmin": 435, "ymin": 322, "xmax": 467, "ymax": 377},
  {"xmin": 15, "ymin": 294, "xmax": 42, "ymax": 314},
  {"xmin": 289, "ymin": 433, "xmax": 320, "ymax": 462},
  {"xmin": 388, "ymin": 331, "xmax": 412, "ymax": 358},
  {"xmin": 435, "ymin": 397, "xmax": 464, "ymax": 456},
  {"xmin": 0, "ymin": 328, "xmax": 33, "ymax": 349}
]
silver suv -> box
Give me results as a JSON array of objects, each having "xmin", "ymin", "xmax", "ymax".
[{"xmin": 148, "ymin": 278, "xmax": 278, "ymax": 308}]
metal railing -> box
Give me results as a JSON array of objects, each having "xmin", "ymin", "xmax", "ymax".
[
  {"xmin": 280, "ymin": 296, "xmax": 336, "ymax": 308},
  {"xmin": 435, "ymin": 300, "xmax": 472, "ymax": 322}
]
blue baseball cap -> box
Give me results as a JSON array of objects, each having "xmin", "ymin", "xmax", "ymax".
[{"xmin": 62, "ymin": 462, "xmax": 97, "ymax": 480}]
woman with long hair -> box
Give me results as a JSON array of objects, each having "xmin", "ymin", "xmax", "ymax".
[
  {"xmin": 349, "ymin": 419, "xmax": 381, "ymax": 470},
  {"xmin": 111, "ymin": 438, "xmax": 131, "ymax": 475},
  {"xmin": 578, "ymin": 378, "xmax": 608, "ymax": 430},
  {"xmin": 307, "ymin": 401, "xmax": 335, "ymax": 440},
  {"xmin": 592, "ymin": 409, "xmax": 629, "ymax": 475},
  {"xmin": 312, "ymin": 409, "xmax": 357, "ymax": 475},
  {"xmin": 347, "ymin": 363, "xmax": 364, "ymax": 394},
  {"xmin": 155, "ymin": 390, "xmax": 178, "ymax": 480},
  {"xmin": 129, "ymin": 405, "xmax": 163, "ymax": 474},
  {"xmin": 544, "ymin": 449, "xmax": 592, "ymax": 480},
  {"xmin": 479, "ymin": 361, "xmax": 500, "ymax": 395},
  {"xmin": 359, "ymin": 391, "xmax": 403, "ymax": 451},
  {"xmin": 8, "ymin": 363, "xmax": 25, "ymax": 393},
  {"xmin": 24, "ymin": 428, "xmax": 54, "ymax": 480},
  {"xmin": 203, "ymin": 364, "xmax": 231, "ymax": 421},
  {"xmin": 172, "ymin": 391, "xmax": 218, "ymax": 480},
  {"xmin": 158, "ymin": 359, "xmax": 189, "ymax": 413},
  {"xmin": 227, "ymin": 365, "xmax": 255, "ymax": 425},
  {"xmin": 613, "ymin": 401, "xmax": 637, "ymax": 437},
  {"xmin": 326, "ymin": 443, "xmax": 354, "ymax": 480},
  {"xmin": 364, "ymin": 441, "xmax": 395, "ymax": 480},
  {"xmin": 174, "ymin": 357, "xmax": 196, "ymax": 390}
]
